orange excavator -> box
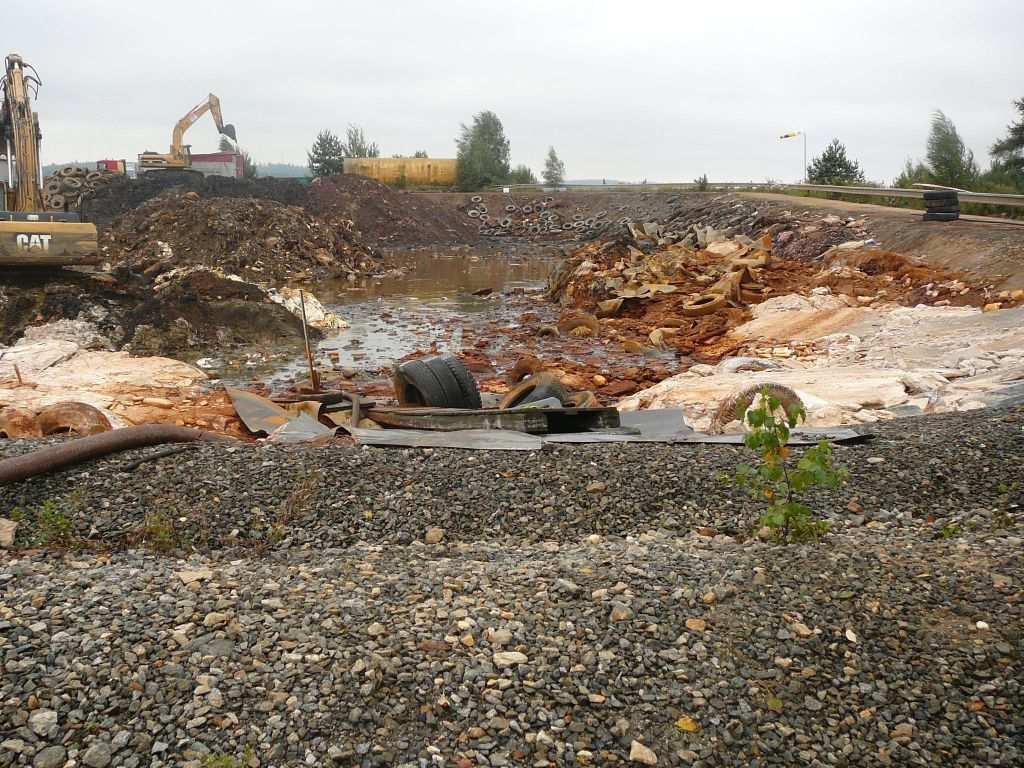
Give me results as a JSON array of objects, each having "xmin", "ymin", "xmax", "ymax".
[
  {"xmin": 0, "ymin": 52, "xmax": 98, "ymax": 266},
  {"xmin": 138, "ymin": 93, "xmax": 236, "ymax": 172}
]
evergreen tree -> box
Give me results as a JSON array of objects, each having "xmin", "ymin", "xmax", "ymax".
[
  {"xmin": 307, "ymin": 130, "xmax": 345, "ymax": 177},
  {"xmin": 926, "ymin": 111, "xmax": 979, "ymax": 188},
  {"xmin": 542, "ymin": 147, "xmax": 566, "ymax": 186},
  {"xmin": 455, "ymin": 111, "xmax": 511, "ymax": 191},
  {"xmin": 806, "ymin": 139, "xmax": 865, "ymax": 185}
]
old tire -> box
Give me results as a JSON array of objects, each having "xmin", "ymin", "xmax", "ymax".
[
  {"xmin": 682, "ymin": 293, "xmax": 727, "ymax": 317},
  {"xmin": 499, "ymin": 373, "xmax": 569, "ymax": 409},
  {"xmin": 394, "ymin": 359, "xmax": 448, "ymax": 407},
  {"xmin": 923, "ymin": 211, "xmax": 960, "ymax": 222},
  {"xmin": 922, "ymin": 190, "xmax": 958, "ymax": 201},
  {"xmin": 395, "ymin": 357, "xmax": 480, "ymax": 408},
  {"xmin": 440, "ymin": 356, "xmax": 482, "ymax": 409}
]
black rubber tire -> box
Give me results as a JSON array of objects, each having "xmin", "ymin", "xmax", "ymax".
[
  {"xmin": 922, "ymin": 190, "xmax": 959, "ymax": 201},
  {"xmin": 499, "ymin": 373, "xmax": 569, "ymax": 409},
  {"xmin": 395, "ymin": 359, "xmax": 448, "ymax": 406},
  {"xmin": 925, "ymin": 197, "xmax": 958, "ymax": 209},
  {"xmin": 423, "ymin": 357, "xmax": 475, "ymax": 408},
  {"xmin": 925, "ymin": 206, "xmax": 960, "ymax": 214},
  {"xmin": 923, "ymin": 211, "xmax": 960, "ymax": 222},
  {"xmin": 516, "ymin": 380, "xmax": 569, "ymax": 407},
  {"xmin": 440, "ymin": 357, "xmax": 482, "ymax": 409}
]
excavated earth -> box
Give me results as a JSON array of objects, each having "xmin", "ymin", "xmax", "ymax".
[{"xmin": 2, "ymin": 190, "xmax": 1024, "ymax": 768}]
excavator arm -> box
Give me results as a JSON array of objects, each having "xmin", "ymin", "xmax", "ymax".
[
  {"xmin": 168, "ymin": 93, "xmax": 236, "ymax": 162},
  {"xmin": 1, "ymin": 53, "xmax": 44, "ymax": 212}
]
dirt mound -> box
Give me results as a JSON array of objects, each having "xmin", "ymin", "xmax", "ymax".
[
  {"xmin": 0, "ymin": 265, "xmax": 312, "ymax": 359},
  {"xmin": 121, "ymin": 268, "xmax": 313, "ymax": 357},
  {"xmin": 81, "ymin": 172, "xmax": 308, "ymax": 231},
  {"xmin": 305, "ymin": 175, "xmax": 480, "ymax": 245},
  {"xmin": 101, "ymin": 192, "xmax": 381, "ymax": 284}
]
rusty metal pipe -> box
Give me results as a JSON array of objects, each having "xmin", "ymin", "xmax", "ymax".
[{"xmin": 0, "ymin": 425, "xmax": 230, "ymax": 485}]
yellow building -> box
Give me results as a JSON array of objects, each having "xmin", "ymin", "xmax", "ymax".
[{"xmin": 343, "ymin": 157, "xmax": 457, "ymax": 187}]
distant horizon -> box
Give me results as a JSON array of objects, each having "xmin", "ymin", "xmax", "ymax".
[{"xmin": 10, "ymin": 1, "xmax": 1020, "ymax": 186}]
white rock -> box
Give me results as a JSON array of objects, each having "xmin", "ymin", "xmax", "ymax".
[
  {"xmin": 493, "ymin": 651, "xmax": 528, "ymax": 667},
  {"xmin": 629, "ymin": 740, "xmax": 658, "ymax": 765}
]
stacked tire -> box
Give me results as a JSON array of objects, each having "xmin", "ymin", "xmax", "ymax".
[
  {"xmin": 42, "ymin": 166, "xmax": 120, "ymax": 212},
  {"xmin": 922, "ymin": 190, "xmax": 959, "ymax": 222}
]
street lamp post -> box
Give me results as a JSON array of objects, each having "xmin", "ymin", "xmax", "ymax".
[{"xmin": 779, "ymin": 131, "xmax": 807, "ymax": 183}]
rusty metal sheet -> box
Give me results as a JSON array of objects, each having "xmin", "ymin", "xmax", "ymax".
[{"xmin": 226, "ymin": 388, "xmax": 335, "ymax": 441}]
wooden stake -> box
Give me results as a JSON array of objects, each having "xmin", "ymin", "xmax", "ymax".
[{"xmin": 298, "ymin": 290, "xmax": 321, "ymax": 392}]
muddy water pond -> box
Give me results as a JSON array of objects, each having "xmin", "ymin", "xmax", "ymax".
[{"xmin": 207, "ymin": 246, "xmax": 559, "ymax": 386}]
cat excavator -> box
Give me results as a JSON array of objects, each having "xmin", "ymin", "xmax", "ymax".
[
  {"xmin": 138, "ymin": 93, "xmax": 236, "ymax": 171},
  {"xmin": 0, "ymin": 52, "xmax": 98, "ymax": 266}
]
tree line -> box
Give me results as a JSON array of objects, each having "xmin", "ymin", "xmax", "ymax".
[
  {"xmin": 305, "ymin": 111, "xmax": 565, "ymax": 190},
  {"xmin": 806, "ymin": 100, "xmax": 1024, "ymax": 194},
  {"xmin": 301, "ymin": 100, "xmax": 1024, "ymax": 193}
]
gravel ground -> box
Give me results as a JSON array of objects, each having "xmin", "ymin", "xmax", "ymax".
[{"xmin": 1, "ymin": 407, "xmax": 1022, "ymax": 767}]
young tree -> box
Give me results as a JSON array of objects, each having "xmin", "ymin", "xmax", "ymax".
[
  {"xmin": 342, "ymin": 125, "xmax": 380, "ymax": 158},
  {"xmin": 509, "ymin": 164, "xmax": 538, "ymax": 184},
  {"xmin": 926, "ymin": 111, "xmax": 979, "ymax": 188},
  {"xmin": 307, "ymin": 129, "xmax": 345, "ymax": 177},
  {"xmin": 806, "ymin": 139, "xmax": 865, "ymax": 185},
  {"xmin": 893, "ymin": 158, "xmax": 931, "ymax": 188},
  {"xmin": 542, "ymin": 146, "xmax": 566, "ymax": 186},
  {"xmin": 990, "ymin": 98, "xmax": 1024, "ymax": 185},
  {"xmin": 455, "ymin": 110, "xmax": 511, "ymax": 191}
]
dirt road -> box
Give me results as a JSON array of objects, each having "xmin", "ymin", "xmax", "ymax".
[{"xmin": 742, "ymin": 192, "xmax": 1024, "ymax": 289}]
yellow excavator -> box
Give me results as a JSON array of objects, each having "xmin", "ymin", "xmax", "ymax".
[
  {"xmin": 138, "ymin": 93, "xmax": 236, "ymax": 171},
  {"xmin": 0, "ymin": 52, "xmax": 98, "ymax": 266}
]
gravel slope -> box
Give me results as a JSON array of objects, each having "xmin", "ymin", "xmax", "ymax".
[{"xmin": 1, "ymin": 407, "xmax": 1021, "ymax": 767}]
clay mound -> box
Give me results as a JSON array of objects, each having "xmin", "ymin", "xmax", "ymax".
[
  {"xmin": 305, "ymin": 175, "xmax": 480, "ymax": 245},
  {"xmin": 823, "ymin": 248, "xmax": 918, "ymax": 275},
  {"xmin": 102, "ymin": 193, "xmax": 380, "ymax": 284}
]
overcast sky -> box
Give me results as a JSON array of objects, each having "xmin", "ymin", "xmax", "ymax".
[{"xmin": 7, "ymin": 1, "xmax": 1023, "ymax": 183}]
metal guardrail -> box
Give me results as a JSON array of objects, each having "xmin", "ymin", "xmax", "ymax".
[{"xmin": 495, "ymin": 182, "xmax": 1024, "ymax": 208}]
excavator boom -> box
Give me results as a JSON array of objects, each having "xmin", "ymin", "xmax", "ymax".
[
  {"xmin": 140, "ymin": 93, "xmax": 236, "ymax": 170},
  {"xmin": 0, "ymin": 52, "xmax": 98, "ymax": 266}
]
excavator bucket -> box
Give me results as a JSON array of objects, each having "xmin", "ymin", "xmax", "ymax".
[{"xmin": 221, "ymin": 123, "xmax": 237, "ymax": 141}]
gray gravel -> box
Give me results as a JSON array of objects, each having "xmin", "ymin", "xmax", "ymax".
[
  {"xmin": 1, "ymin": 408, "xmax": 1021, "ymax": 552},
  {"xmin": 1, "ymin": 407, "xmax": 1022, "ymax": 766}
]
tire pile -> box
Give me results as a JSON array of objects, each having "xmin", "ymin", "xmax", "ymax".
[
  {"xmin": 465, "ymin": 194, "xmax": 624, "ymax": 238},
  {"xmin": 42, "ymin": 165, "xmax": 120, "ymax": 212},
  {"xmin": 922, "ymin": 189, "xmax": 960, "ymax": 222}
]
